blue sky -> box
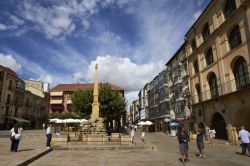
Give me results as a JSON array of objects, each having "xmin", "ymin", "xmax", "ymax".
[{"xmin": 0, "ymin": 0, "xmax": 210, "ymax": 104}]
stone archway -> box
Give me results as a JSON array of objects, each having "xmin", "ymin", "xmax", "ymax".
[{"xmin": 212, "ymin": 113, "xmax": 228, "ymax": 140}]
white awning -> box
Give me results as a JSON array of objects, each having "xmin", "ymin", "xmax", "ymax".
[
  {"xmin": 67, "ymin": 99, "xmax": 72, "ymax": 104},
  {"xmin": 50, "ymin": 91, "xmax": 63, "ymax": 96},
  {"xmin": 50, "ymin": 99, "xmax": 63, "ymax": 104}
]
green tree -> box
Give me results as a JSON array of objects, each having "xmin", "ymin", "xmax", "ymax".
[
  {"xmin": 72, "ymin": 89, "xmax": 93, "ymax": 119},
  {"xmin": 72, "ymin": 83, "xmax": 126, "ymax": 122}
]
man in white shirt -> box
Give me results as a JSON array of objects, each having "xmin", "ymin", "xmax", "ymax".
[
  {"xmin": 46, "ymin": 123, "xmax": 52, "ymax": 148},
  {"xmin": 239, "ymin": 126, "xmax": 250, "ymax": 156}
]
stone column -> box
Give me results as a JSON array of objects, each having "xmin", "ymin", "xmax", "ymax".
[{"xmin": 90, "ymin": 64, "xmax": 100, "ymax": 123}]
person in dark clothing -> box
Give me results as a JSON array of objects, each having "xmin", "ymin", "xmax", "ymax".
[
  {"xmin": 177, "ymin": 126, "xmax": 190, "ymax": 164},
  {"xmin": 46, "ymin": 123, "xmax": 52, "ymax": 148},
  {"xmin": 196, "ymin": 126, "xmax": 206, "ymax": 158}
]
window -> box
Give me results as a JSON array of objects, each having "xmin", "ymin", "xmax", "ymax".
[
  {"xmin": 229, "ymin": 25, "xmax": 242, "ymax": 49},
  {"xmin": 0, "ymin": 71, "xmax": 4, "ymax": 81},
  {"xmin": 14, "ymin": 107, "xmax": 18, "ymax": 117},
  {"xmin": 198, "ymin": 109, "xmax": 202, "ymax": 117},
  {"xmin": 195, "ymin": 84, "xmax": 201, "ymax": 102},
  {"xmin": 234, "ymin": 57, "xmax": 250, "ymax": 89},
  {"xmin": 5, "ymin": 106, "xmax": 9, "ymax": 116},
  {"xmin": 7, "ymin": 94, "xmax": 11, "ymax": 104},
  {"xmin": 208, "ymin": 73, "xmax": 219, "ymax": 98},
  {"xmin": 202, "ymin": 23, "xmax": 210, "ymax": 41},
  {"xmin": 224, "ymin": 0, "xmax": 236, "ymax": 19},
  {"xmin": 191, "ymin": 39, "xmax": 197, "ymax": 52},
  {"xmin": 193, "ymin": 60, "xmax": 199, "ymax": 74},
  {"xmin": 206, "ymin": 47, "xmax": 214, "ymax": 66},
  {"xmin": 8, "ymin": 80, "xmax": 13, "ymax": 90}
]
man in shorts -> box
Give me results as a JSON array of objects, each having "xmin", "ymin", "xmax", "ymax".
[{"xmin": 196, "ymin": 126, "xmax": 206, "ymax": 158}]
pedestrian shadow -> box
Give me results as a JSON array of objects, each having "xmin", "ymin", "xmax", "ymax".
[{"xmin": 18, "ymin": 148, "xmax": 35, "ymax": 152}]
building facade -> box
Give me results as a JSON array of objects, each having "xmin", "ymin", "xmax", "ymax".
[
  {"xmin": 0, "ymin": 65, "xmax": 25, "ymax": 129},
  {"xmin": 130, "ymin": 99, "xmax": 139, "ymax": 124},
  {"xmin": 186, "ymin": 0, "xmax": 250, "ymax": 139},
  {"xmin": 23, "ymin": 80, "xmax": 50, "ymax": 129},
  {"xmin": 50, "ymin": 83, "xmax": 124, "ymax": 113},
  {"xmin": 138, "ymin": 83, "xmax": 149, "ymax": 121},
  {"xmin": 0, "ymin": 66, "xmax": 49, "ymax": 129},
  {"xmin": 166, "ymin": 43, "xmax": 193, "ymax": 130},
  {"xmin": 148, "ymin": 69, "xmax": 171, "ymax": 132}
]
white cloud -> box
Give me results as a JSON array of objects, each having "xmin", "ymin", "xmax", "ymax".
[
  {"xmin": 0, "ymin": 23, "xmax": 8, "ymax": 30},
  {"xmin": 17, "ymin": 0, "xmax": 100, "ymax": 38},
  {"xmin": 10, "ymin": 15, "xmax": 25, "ymax": 25},
  {"xmin": 85, "ymin": 55, "xmax": 163, "ymax": 92},
  {"xmin": 35, "ymin": 75, "xmax": 53, "ymax": 84},
  {"xmin": 0, "ymin": 53, "xmax": 21, "ymax": 71},
  {"xmin": 95, "ymin": 31, "xmax": 121, "ymax": 44},
  {"xmin": 73, "ymin": 72, "xmax": 82, "ymax": 83},
  {"xmin": 125, "ymin": 91, "xmax": 139, "ymax": 106}
]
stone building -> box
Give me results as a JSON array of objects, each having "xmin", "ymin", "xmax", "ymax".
[
  {"xmin": 166, "ymin": 43, "xmax": 193, "ymax": 130},
  {"xmin": 185, "ymin": 0, "xmax": 250, "ymax": 139},
  {"xmin": 50, "ymin": 83, "xmax": 124, "ymax": 113},
  {"xmin": 138, "ymin": 83, "xmax": 149, "ymax": 121},
  {"xmin": 23, "ymin": 80, "xmax": 50, "ymax": 129},
  {"xmin": 130, "ymin": 99, "xmax": 139, "ymax": 124},
  {"xmin": 0, "ymin": 65, "xmax": 25, "ymax": 129},
  {"xmin": 148, "ymin": 69, "xmax": 170, "ymax": 132}
]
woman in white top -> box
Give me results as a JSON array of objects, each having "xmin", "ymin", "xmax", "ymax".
[
  {"xmin": 10, "ymin": 123, "xmax": 22, "ymax": 152},
  {"xmin": 209, "ymin": 129, "xmax": 216, "ymax": 145}
]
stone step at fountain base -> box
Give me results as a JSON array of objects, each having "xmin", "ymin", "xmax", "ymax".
[{"xmin": 53, "ymin": 144, "xmax": 157, "ymax": 151}]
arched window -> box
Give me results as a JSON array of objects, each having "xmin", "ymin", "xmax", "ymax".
[
  {"xmin": 229, "ymin": 25, "xmax": 242, "ymax": 49},
  {"xmin": 202, "ymin": 23, "xmax": 210, "ymax": 41},
  {"xmin": 193, "ymin": 59, "xmax": 199, "ymax": 74},
  {"xmin": 191, "ymin": 39, "xmax": 197, "ymax": 52},
  {"xmin": 234, "ymin": 57, "xmax": 250, "ymax": 89},
  {"xmin": 208, "ymin": 73, "xmax": 219, "ymax": 98},
  {"xmin": 206, "ymin": 47, "xmax": 214, "ymax": 66},
  {"xmin": 224, "ymin": 0, "xmax": 236, "ymax": 19},
  {"xmin": 195, "ymin": 84, "xmax": 201, "ymax": 102}
]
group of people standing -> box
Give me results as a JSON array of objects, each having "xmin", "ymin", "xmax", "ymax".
[
  {"xmin": 177, "ymin": 124, "xmax": 250, "ymax": 164},
  {"xmin": 177, "ymin": 124, "xmax": 209, "ymax": 164},
  {"xmin": 9, "ymin": 122, "xmax": 52, "ymax": 152}
]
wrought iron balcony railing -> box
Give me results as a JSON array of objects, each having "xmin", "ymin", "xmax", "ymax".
[{"xmin": 192, "ymin": 75, "xmax": 250, "ymax": 104}]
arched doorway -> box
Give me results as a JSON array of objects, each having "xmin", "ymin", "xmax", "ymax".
[{"xmin": 212, "ymin": 113, "xmax": 228, "ymax": 139}]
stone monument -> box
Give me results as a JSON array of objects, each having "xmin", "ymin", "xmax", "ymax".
[
  {"xmin": 80, "ymin": 63, "xmax": 106, "ymax": 135},
  {"xmin": 90, "ymin": 64, "xmax": 100, "ymax": 123}
]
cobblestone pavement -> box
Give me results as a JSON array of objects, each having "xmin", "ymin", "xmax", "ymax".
[
  {"xmin": 0, "ymin": 130, "xmax": 49, "ymax": 166},
  {"xmin": 1, "ymin": 130, "xmax": 250, "ymax": 166},
  {"xmin": 30, "ymin": 131, "xmax": 250, "ymax": 166}
]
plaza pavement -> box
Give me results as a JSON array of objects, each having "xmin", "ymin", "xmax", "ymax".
[{"xmin": 1, "ymin": 130, "xmax": 250, "ymax": 166}]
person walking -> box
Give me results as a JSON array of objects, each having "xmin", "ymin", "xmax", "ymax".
[
  {"xmin": 239, "ymin": 126, "xmax": 250, "ymax": 156},
  {"xmin": 10, "ymin": 122, "xmax": 23, "ymax": 152},
  {"xmin": 177, "ymin": 126, "xmax": 190, "ymax": 164},
  {"xmin": 196, "ymin": 125, "xmax": 206, "ymax": 158},
  {"xmin": 46, "ymin": 123, "xmax": 52, "ymax": 148},
  {"xmin": 130, "ymin": 127, "xmax": 135, "ymax": 144},
  {"xmin": 209, "ymin": 128, "xmax": 216, "ymax": 145},
  {"xmin": 141, "ymin": 130, "xmax": 146, "ymax": 144},
  {"xmin": 42, "ymin": 123, "xmax": 45, "ymax": 130}
]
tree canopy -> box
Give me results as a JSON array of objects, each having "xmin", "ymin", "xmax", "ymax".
[{"xmin": 72, "ymin": 83, "xmax": 126, "ymax": 121}]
